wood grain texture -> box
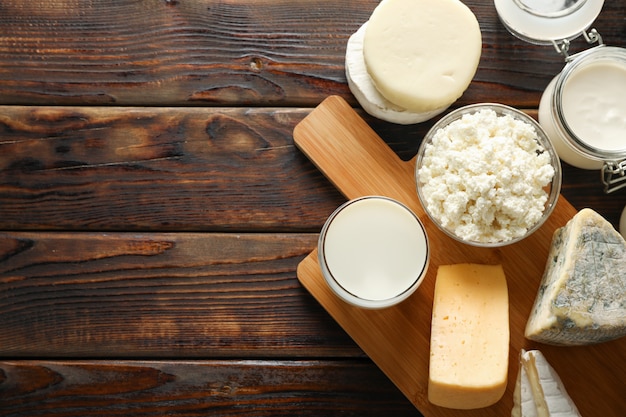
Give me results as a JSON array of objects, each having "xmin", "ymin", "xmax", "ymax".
[
  {"xmin": 0, "ymin": 360, "xmax": 420, "ymax": 416},
  {"xmin": 1, "ymin": 106, "xmax": 623, "ymax": 232},
  {"xmin": 0, "ymin": 231, "xmax": 363, "ymax": 358},
  {"xmin": 294, "ymin": 96, "xmax": 626, "ymax": 417},
  {"xmin": 0, "ymin": 0, "xmax": 365, "ymax": 106},
  {"xmin": 0, "ymin": 0, "xmax": 624, "ymax": 107},
  {"xmin": 1, "ymin": 1, "xmax": 625, "ymax": 416},
  {"xmin": 0, "ymin": 106, "xmax": 344, "ymax": 231}
]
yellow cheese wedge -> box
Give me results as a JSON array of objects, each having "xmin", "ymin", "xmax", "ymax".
[
  {"xmin": 428, "ymin": 263, "xmax": 509, "ymax": 409},
  {"xmin": 363, "ymin": 0, "xmax": 481, "ymax": 113}
]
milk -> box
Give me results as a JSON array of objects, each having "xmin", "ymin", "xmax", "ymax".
[{"xmin": 319, "ymin": 196, "xmax": 429, "ymax": 308}]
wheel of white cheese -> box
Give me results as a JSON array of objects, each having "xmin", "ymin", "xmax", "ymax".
[
  {"xmin": 363, "ymin": 0, "xmax": 482, "ymax": 113},
  {"xmin": 345, "ymin": 23, "xmax": 448, "ymax": 124}
]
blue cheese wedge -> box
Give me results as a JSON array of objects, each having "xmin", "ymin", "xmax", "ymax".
[
  {"xmin": 525, "ymin": 208, "xmax": 626, "ymax": 345},
  {"xmin": 511, "ymin": 350, "xmax": 581, "ymax": 417}
]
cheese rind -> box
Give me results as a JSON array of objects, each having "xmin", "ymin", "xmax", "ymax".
[
  {"xmin": 363, "ymin": 0, "xmax": 481, "ymax": 113},
  {"xmin": 428, "ymin": 264, "xmax": 509, "ymax": 409},
  {"xmin": 511, "ymin": 350, "xmax": 581, "ymax": 417},
  {"xmin": 345, "ymin": 23, "xmax": 448, "ymax": 124},
  {"xmin": 525, "ymin": 208, "xmax": 626, "ymax": 345}
]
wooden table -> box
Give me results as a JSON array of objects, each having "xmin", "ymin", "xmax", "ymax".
[{"xmin": 1, "ymin": 1, "xmax": 625, "ymax": 416}]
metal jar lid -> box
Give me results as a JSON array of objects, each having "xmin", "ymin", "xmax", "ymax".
[{"xmin": 494, "ymin": 0, "xmax": 605, "ymax": 45}]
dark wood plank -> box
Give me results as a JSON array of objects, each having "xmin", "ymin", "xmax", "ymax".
[
  {"xmin": 0, "ymin": 0, "xmax": 364, "ymax": 107},
  {"xmin": 0, "ymin": 232, "xmax": 360, "ymax": 358},
  {"xmin": 0, "ymin": 106, "xmax": 344, "ymax": 232},
  {"xmin": 0, "ymin": 359, "xmax": 423, "ymax": 416},
  {"xmin": 1, "ymin": 0, "xmax": 624, "ymax": 107}
]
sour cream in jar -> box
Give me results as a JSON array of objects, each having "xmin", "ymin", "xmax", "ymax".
[{"xmin": 538, "ymin": 46, "xmax": 626, "ymax": 170}]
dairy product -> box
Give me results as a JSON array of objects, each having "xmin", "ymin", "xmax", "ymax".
[
  {"xmin": 538, "ymin": 48, "xmax": 626, "ymax": 170},
  {"xmin": 345, "ymin": 23, "xmax": 446, "ymax": 124},
  {"xmin": 539, "ymin": 77, "xmax": 600, "ymax": 169},
  {"xmin": 319, "ymin": 196, "xmax": 429, "ymax": 309},
  {"xmin": 428, "ymin": 264, "xmax": 509, "ymax": 409},
  {"xmin": 417, "ymin": 107, "xmax": 555, "ymax": 244},
  {"xmin": 525, "ymin": 208, "xmax": 626, "ymax": 345},
  {"xmin": 511, "ymin": 350, "xmax": 581, "ymax": 417},
  {"xmin": 362, "ymin": 0, "xmax": 481, "ymax": 113},
  {"xmin": 562, "ymin": 60, "xmax": 626, "ymax": 152}
]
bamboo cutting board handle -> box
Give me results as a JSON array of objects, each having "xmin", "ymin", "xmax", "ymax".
[
  {"xmin": 293, "ymin": 95, "xmax": 626, "ymax": 417},
  {"xmin": 293, "ymin": 95, "xmax": 419, "ymax": 206}
]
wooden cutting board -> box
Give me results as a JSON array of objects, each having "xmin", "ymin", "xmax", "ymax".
[{"xmin": 293, "ymin": 95, "xmax": 626, "ymax": 417}]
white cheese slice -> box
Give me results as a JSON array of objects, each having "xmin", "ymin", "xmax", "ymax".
[
  {"xmin": 345, "ymin": 23, "xmax": 447, "ymax": 124},
  {"xmin": 525, "ymin": 208, "xmax": 626, "ymax": 345},
  {"xmin": 511, "ymin": 350, "xmax": 581, "ymax": 417},
  {"xmin": 363, "ymin": 0, "xmax": 481, "ymax": 113}
]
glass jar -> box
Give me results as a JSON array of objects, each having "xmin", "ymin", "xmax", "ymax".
[
  {"xmin": 538, "ymin": 46, "xmax": 626, "ymax": 192},
  {"xmin": 495, "ymin": 0, "xmax": 626, "ymax": 193}
]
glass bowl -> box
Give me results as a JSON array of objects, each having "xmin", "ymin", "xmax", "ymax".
[{"xmin": 415, "ymin": 103, "xmax": 562, "ymax": 247}]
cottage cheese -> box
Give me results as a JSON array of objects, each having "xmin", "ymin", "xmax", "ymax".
[{"xmin": 417, "ymin": 108, "xmax": 555, "ymax": 243}]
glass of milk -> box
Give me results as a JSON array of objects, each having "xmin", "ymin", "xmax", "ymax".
[{"xmin": 318, "ymin": 196, "xmax": 429, "ymax": 309}]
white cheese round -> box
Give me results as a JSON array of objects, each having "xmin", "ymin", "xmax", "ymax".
[
  {"xmin": 345, "ymin": 23, "xmax": 448, "ymax": 124},
  {"xmin": 363, "ymin": 0, "xmax": 482, "ymax": 113}
]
